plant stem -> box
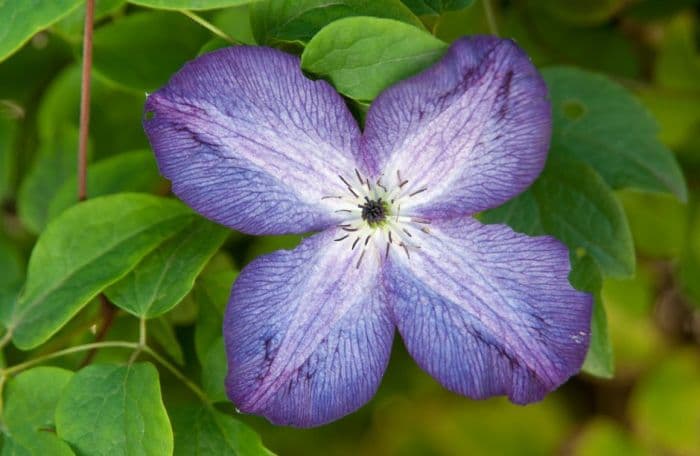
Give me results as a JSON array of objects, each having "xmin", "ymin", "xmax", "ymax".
[
  {"xmin": 77, "ymin": 0, "xmax": 95, "ymax": 201},
  {"xmin": 3, "ymin": 341, "xmax": 140, "ymax": 376},
  {"xmin": 181, "ymin": 10, "xmax": 238, "ymax": 45},
  {"xmin": 142, "ymin": 346, "xmax": 210, "ymax": 404},
  {"xmin": 483, "ymin": 0, "xmax": 499, "ymax": 37},
  {"xmin": 129, "ymin": 317, "xmax": 147, "ymax": 364},
  {"xmin": 0, "ymin": 329, "xmax": 12, "ymax": 351}
]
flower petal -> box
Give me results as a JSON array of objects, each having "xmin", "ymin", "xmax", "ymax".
[
  {"xmin": 224, "ymin": 230, "xmax": 394, "ymax": 427},
  {"xmin": 385, "ymin": 217, "xmax": 591, "ymax": 404},
  {"xmin": 144, "ymin": 46, "xmax": 362, "ymax": 235},
  {"xmin": 361, "ymin": 36, "xmax": 550, "ymax": 217}
]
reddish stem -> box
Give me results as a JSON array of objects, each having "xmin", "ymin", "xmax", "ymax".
[{"xmin": 77, "ymin": 0, "xmax": 95, "ymax": 201}]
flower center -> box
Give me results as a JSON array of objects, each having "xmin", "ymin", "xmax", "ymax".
[
  {"xmin": 324, "ymin": 169, "xmax": 432, "ymax": 268},
  {"xmin": 359, "ymin": 197, "xmax": 387, "ymax": 226}
]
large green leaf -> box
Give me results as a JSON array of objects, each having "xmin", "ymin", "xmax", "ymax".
[
  {"xmin": 53, "ymin": 0, "xmax": 127, "ymax": 43},
  {"xmin": 92, "ymin": 11, "xmax": 209, "ymax": 92},
  {"xmin": 17, "ymin": 127, "xmax": 84, "ymax": 234},
  {"xmin": 2, "ymin": 367, "xmax": 75, "ymax": 456},
  {"xmin": 105, "ymin": 217, "xmax": 229, "ymax": 318},
  {"xmin": 9, "ymin": 193, "xmax": 193, "ymax": 349},
  {"xmin": 302, "ymin": 17, "xmax": 446, "ymax": 101},
  {"xmin": 171, "ymin": 406, "xmax": 273, "ymax": 455},
  {"xmin": 543, "ymin": 66, "xmax": 687, "ymax": 201},
  {"xmin": 0, "ymin": 0, "xmax": 82, "ymax": 62},
  {"xmin": 55, "ymin": 363, "xmax": 173, "ymax": 455},
  {"xmin": 48, "ymin": 150, "xmax": 163, "ymax": 222},
  {"xmin": 128, "ymin": 0, "xmax": 257, "ymax": 10},
  {"xmin": 401, "ymin": 0, "xmax": 474, "ymax": 16},
  {"xmin": 251, "ymin": 0, "xmax": 423, "ymax": 45},
  {"xmin": 482, "ymin": 155, "xmax": 635, "ymax": 278}
]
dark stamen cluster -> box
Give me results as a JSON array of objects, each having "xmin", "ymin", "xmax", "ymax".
[{"xmin": 360, "ymin": 197, "xmax": 386, "ymax": 225}]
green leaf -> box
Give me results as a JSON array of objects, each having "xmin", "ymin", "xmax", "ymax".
[
  {"xmin": 569, "ymin": 254, "xmax": 613, "ymax": 378},
  {"xmin": 302, "ymin": 17, "xmax": 446, "ymax": 101},
  {"xmin": 0, "ymin": 0, "xmax": 82, "ymax": 62},
  {"xmin": 149, "ymin": 317, "xmax": 185, "ymax": 365},
  {"xmin": 38, "ymin": 65, "xmax": 149, "ymax": 159},
  {"xmin": 17, "ymin": 127, "xmax": 84, "ymax": 234},
  {"xmin": 543, "ymin": 66, "xmax": 687, "ymax": 201},
  {"xmin": 0, "ymin": 116, "xmax": 17, "ymax": 201},
  {"xmin": 53, "ymin": 0, "xmax": 127, "ymax": 43},
  {"xmin": 251, "ymin": 0, "xmax": 423, "ymax": 45},
  {"xmin": 55, "ymin": 363, "xmax": 173, "ymax": 456},
  {"xmin": 3, "ymin": 367, "xmax": 75, "ymax": 456},
  {"xmin": 171, "ymin": 406, "xmax": 273, "ymax": 456},
  {"xmin": 9, "ymin": 193, "xmax": 193, "ymax": 349},
  {"xmin": 192, "ymin": 254, "xmax": 238, "ymax": 364},
  {"xmin": 105, "ymin": 217, "xmax": 228, "ymax": 318},
  {"xmin": 211, "ymin": 5, "xmax": 256, "ymax": 45},
  {"xmin": 401, "ymin": 0, "xmax": 474, "ymax": 16},
  {"xmin": 482, "ymin": 155, "xmax": 635, "ymax": 278},
  {"xmin": 128, "ymin": 0, "xmax": 257, "ymax": 10},
  {"xmin": 48, "ymin": 150, "xmax": 164, "ymax": 222},
  {"xmin": 202, "ymin": 336, "xmax": 228, "ymax": 402},
  {"xmin": 92, "ymin": 11, "xmax": 209, "ymax": 92}
]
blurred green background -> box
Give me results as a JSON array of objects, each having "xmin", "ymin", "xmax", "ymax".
[{"xmin": 1, "ymin": 0, "xmax": 700, "ymax": 454}]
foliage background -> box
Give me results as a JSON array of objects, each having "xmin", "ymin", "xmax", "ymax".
[{"xmin": 0, "ymin": 0, "xmax": 699, "ymax": 454}]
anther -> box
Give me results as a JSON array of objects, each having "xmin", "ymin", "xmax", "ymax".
[
  {"xmin": 351, "ymin": 237, "xmax": 361, "ymax": 250},
  {"xmin": 409, "ymin": 187, "xmax": 428, "ymax": 197},
  {"xmin": 403, "ymin": 228, "xmax": 413, "ymax": 238},
  {"xmin": 356, "ymin": 250, "xmax": 366, "ymax": 269},
  {"xmin": 355, "ymin": 168, "xmax": 364, "ymax": 186},
  {"xmin": 364, "ymin": 235, "xmax": 371, "ymax": 246},
  {"xmin": 334, "ymin": 234, "xmax": 349, "ymax": 242},
  {"xmin": 400, "ymin": 242, "xmax": 410, "ymax": 259}
]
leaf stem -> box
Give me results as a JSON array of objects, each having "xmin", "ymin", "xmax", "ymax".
[
  {"xmin": 483, "ymin": 0, "xmax": 499, "ymax": 37},
  {"xmin": 0, "ymin": 329, "xmax": 13, "ymax": 351},
  {"xmin": 3, "ymin": 341, "xmax": 140, "ymax": 376},
  {"xmin": 142, "ymin": 346, "xmax": 210, "ymax": 404},
  {"xmin": 77, "ymin": 0, "xmax": 95, "ymax": 201},
  {"xmin": 181, "ymin": 10, "xmax": 238, "ymax": 45}
]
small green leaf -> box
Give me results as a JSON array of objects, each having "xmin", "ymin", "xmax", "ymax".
[
  {"xmin": 128, "ymin": 0, "xmax": 257, "ymax": 10},
  {"xmin": 0, "ymin": 0, "xmax": 82, "ymax": 62},
  {"xmin": 251, "ymin": 0, "xmax": 423, "ymax": 45},
  {"xmin": 302, "ymin": 17, "xmax": 446, "ymax": 101},
  {"xmin": 211, "ymin": 5, "xmax": 256, "ymax": 45},
  {"xmin": 48, "ymin": 150, "xmax": 164, "ymax": 222},
  {"xmin": 10, "ymin": 193, "xmax": 193, "ymax": 349},
  {"xmin": 543, "ymin": 66, "xmax": 687, "ymax": 201},
  {"xmin": 483, "ymin": 155, "xmax": 635, "ymax": 278},
  {"xmin": 105, "ymin": 217, "xmax": 228, "ymax": 318},
  {"xmin": 569, "ymin": 254, "xmax": 613, "ymax": 378},
  {"xmin": 55, "ymin": 363, "xmax": 173, "ymax": 456},
  {"xmin": 92, "ymin": 11, "xmax": 209, "ymax": 92},
  {"xmin": 17, "ymin": 127, "xmax": 84, "ymax": 234},
  {"xmin": 401, "ymin": 0, "xmax": 474, "ymax": 16},
  {"xmin": 171, "ymin": 406, "xmax": 273, "ymax": 456},
  {"xmin": 3, "ymin": 367, "xmax": 75, "ymax": 456}
]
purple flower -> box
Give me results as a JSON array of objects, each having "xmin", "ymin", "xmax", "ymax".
[{"xmin": 144, "ymin": 36, "xmax": 592, "ymax": 427}]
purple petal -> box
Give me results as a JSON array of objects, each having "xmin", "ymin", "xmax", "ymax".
[
  {"xmin": 224, "ymin": 229, "xmax": 394, "ymax": 427},
  {"xmin": 144, "ymin": 46, "xmax": 362, "ymax": 235},
  {"xmin": 384, "ymin": 217, "xmax": 591, "ymax": 404},
  {"xmin": 361, "ymin": 36, "xmax": 551, "ymax": 218}
]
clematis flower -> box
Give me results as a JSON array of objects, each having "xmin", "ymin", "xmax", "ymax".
[{"xmin": 144, "ymin": 36, "xmax": 592, "ymax": 427}]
